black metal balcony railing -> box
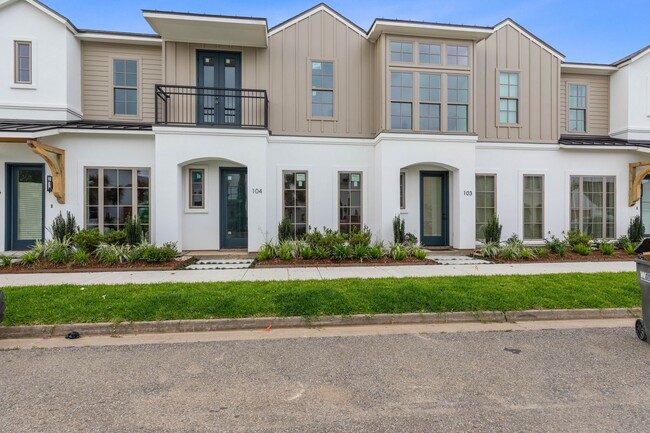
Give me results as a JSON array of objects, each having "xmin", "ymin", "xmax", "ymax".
[{"xmin": 155, "ymin": 85, "xmax": 269, "ymax": 129}]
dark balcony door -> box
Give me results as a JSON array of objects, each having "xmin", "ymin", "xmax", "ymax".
[
  {"xmin": 220, "ymin": 168, "xmax": 248, "ymax": 249},
  {"xmin": 197, "ymin": 51, "xmax": 241, "ymax": 126}
]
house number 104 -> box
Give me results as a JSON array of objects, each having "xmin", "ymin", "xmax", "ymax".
[{"xmin": 252, "ymin": 188, "xmax": 263, "ymax": 194}]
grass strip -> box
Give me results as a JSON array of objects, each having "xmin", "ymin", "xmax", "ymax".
[{"xmin": 0, "ymin": 272, "xmax": 639, "ymax": 326}]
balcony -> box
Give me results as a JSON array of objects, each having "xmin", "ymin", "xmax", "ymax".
[{"xmin": 155, "ymin": 85, "xmax": 269, "ymax": 129}]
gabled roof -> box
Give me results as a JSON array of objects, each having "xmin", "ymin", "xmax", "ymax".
[
  {"xmin": 612, "ymin": 44, "xmax": 650, "ymax": 67},
  {"xmin": 0, "ymin": 0, "xmax": 78, "ymax": 33},
  {"xmin": 493, "ymin": 18, "xmax": 564, "ymax": 60},
  {"xmin": 268, "ymin": 3, "xmax": 367, "ymax": 39}
]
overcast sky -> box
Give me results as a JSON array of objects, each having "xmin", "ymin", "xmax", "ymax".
[{"xmin": 41, "ymin": 0, "xmax": 650, "ymax": 64}]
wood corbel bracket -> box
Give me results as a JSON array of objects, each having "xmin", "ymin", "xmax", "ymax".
[{"xmin": 26, "ymin": 139, "xmax": 65, "ymax": 204}]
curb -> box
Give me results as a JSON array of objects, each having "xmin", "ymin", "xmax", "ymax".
[{"xmin": 0, "ymin": 308, "xmax": 641, "ymax": 340}]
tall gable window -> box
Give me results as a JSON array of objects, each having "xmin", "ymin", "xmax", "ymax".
[
  {"xmin": 447, "ymin": 75, "xmax": 469, "ymax": 132},
  {"xmin": 311, "ymin": 61, "xmax": 334, "ymax": 117},
  {"xmin": 447, "ymin": 45, "xmax": 468, "ymax": 66},
  {"xmin": 419, "ymin": 73, "xmax": 441, "ymax": 131},
  {"xmin": 113, "ymin": 59, "xmax": 138, "ymax": 116},
  {"xmin": 390, "ymin": 41, "xmax": 413, "ymax": 63},
  {"xmin": 569, "ymin": 84, "xmax": 587, "ymax": 132},
  {"xmin": 419, "ymin": 43, "xmax": 441, "ymax": 65},
  {"xmin": 391, "ymin": 72, "xmax": 413, "ymax": 129},
  {"xmin": 14, "ymin": 41, "xmax": 32, "ymax": 84},
  {"xmin": 499, "ymin": 72, "xmax": 519, "ymax": 124}
]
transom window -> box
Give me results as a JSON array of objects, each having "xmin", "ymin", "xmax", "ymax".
[
  {"xmin": 419, "ymin": 73, "xmax": 441, "ymax": 131},
  {"xmin": 189, "ymin": 169, "xmax": 205, "ymax": 209},
  {"xmin": 113, "ymin": 59, "xmax": 138, "ymax": 116},
  {"xmin": 570, "ymin": 176, "xmax": 615, "ymax": 239},
  {"xmin": 447, "ymin": 75, "xmax": 469, "ymax": 132},
  {"xmin": 339, "ymin": 172, "xmax": 362, "ymax": 234},
  {"xmin": 569, "ymin": 84, "xmax": 587, "ymax": 132},
  {"xmin": 283, "ymin": 171, "xmax": 308, "ymax": 238},
  {"xmin": 14, "ymin": 41, "xmax": 32, "ymax": 84},
  {"xmin": 391, "ymin": 72, "xmax": 413, "ymax": 129},
  {"xmin": 419, "ymin": 43, "xmax": 441, "ymax": 64},
  {"xmin": 523, "ymin": 175, "xmax": 544, "ymax": 240},
  {"xmin": 85, "ymin": 168, "xmax": 150, "ymax": 236},
  {"xmin": 311, "ymin": 61, "xmax": 334, "ymax": 117},
  {"xmin": 476, "ymin": 175, "xmax": 496, "ymax": 241},
  {"xmin": 499, "ymin": 72, "xmax": 519, "ymax": 124},
  {"xmin": 390, "ymin": 41, "xmax": 413, "ymax": 62},
  {"xmin": 447, "ymin": 45, "xmax": 469, "ymax": 66}
]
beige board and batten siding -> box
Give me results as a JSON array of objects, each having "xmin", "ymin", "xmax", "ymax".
[
  {"xmin": 82, "ymin": 42, "xmax": 162, "ymax": 123},
  {"xmin": 267, "ymin": 10, "xmax": 376, "ymax": 137},
  {"xmin": 559, "ymin": 73, "xmax": 610, "ymax": 136},
  {"xmin": 475, "ymin": 23, "xmax": 560, "ymax": 143}
]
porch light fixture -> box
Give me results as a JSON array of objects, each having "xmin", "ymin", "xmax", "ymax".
[{"xmin": 46, "ymin": 175, "xmax": 53, "ymax": 193}]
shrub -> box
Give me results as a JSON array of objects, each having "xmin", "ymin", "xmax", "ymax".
[
  {"xmin": 572, "ymin": 243, "xmax": 591, "ymax": 256},
  {"xmin": 628, "ymin": 215, "xmax": 645, "ymax": 243},
  {"xmin": 73, "ymin": 229, "xmax": 103, "ymax": 253},
  {"xmin": 565, "ymin": 230, "xmax": 592, "ymax": 247},
  {"xmin": 557, "ymin": 244, "xmax": 568, "ymax": 257},
  {"xmin": 95, "ymin": 243, "xmax": 131, "ymax": 264},
  {"xmin": 257, "ymin": 243, "xmax": 276, "ymax": 261},
  {"xmin": 348, "ymin": 226, "xmax": 373, "ymax": 247},
  {"xmin": 544, "ymin": 235, "xmax": 567, "ymax": 254},
  {"xmin": 393, "ymin": 215, "xmax": 405, "ymax": 244},
  {"xmin": 520, "ymin": 248, "xmax": 536, "ymax": 260},
  {"xmin": 31, "ymin": 240, "xmax": 47, "ymax": 258},
  {"xmin": 0, "ymin": 255, "xmax": 13, "ymax": 266},
  {"xmin": 278, "ymin": 217, "xmax": 293, "ymax": 242},
  {"xmin": 391, "ymin": 244, "xmax": 407, "ymax": 261},
  {"xmin": 20, "ymin": 250, "xmax": 40, "ymax": 266},
  {"xmin": 533, "ymin": 247, "xmax": 550, "ymax": 258},
  {"xmin": 124, "ymin": 216, "xmax": 145, "ymax": 246},
  {"xmin": 505, "ymin": 233, "xmax": 523, "ymax": 247},
  {"xmin": 103, "ymin": 230, "xmax": 127, "ymax": 246},
  {"xmin": 624, "ymin": 244, "xmax": 637, "ymax": 255},
  {"xmin": 483, "ymin": 214, "xmax": 502, "ymax": 244},
  {"xmin": 49, "ymin": 211, "xmax": 78, "ymax": 241},
  {"xmin": 130, "ymin": 242, "xmax": 178, "ymax": 263},
  {"xmin": 314, "ymin": 246, "xmax": 330, "ymax": 260},
  {"xmin": 413, "ymin": 248, "xmax": 427, "ymax": 260},
  {"xmin": 599, "ymin": 242, "xmax": 615, "ymax": 255},
  {"xmin": 499, "ymin": 245, "xmax": 519, "ymax": 260},
  {"xmin": 277, "ymin": 241, "xmax": 294, "ymax": 261},
  {"xmin": 303, "ymin": 227, "xmax": 324, "ymax": 249},
  {"xmin": 369, "ymin": 243, "xmax": 384, "ymax": 260},
  {"xmin": 616, "ymin": 235, "xmax": 632, "ymax": 250},
  {"xmin": 44, "ymin": 238, "xmax": 73, "ymax": 263},
  {"xmin": 299, "ymin": 245, "xmax": 314, "ymax": 260},
  {"xmin": 404, "ymin": 232, "xmax": 418, "ymax": 246},
  {"xmin": 72, "ymin": 250, "xmax": 90, "ymax": 266},
  {"xmin": 480, "ymin": 242, "xmax": 500, "ymax": 258},
  {"xmin": 351, "ymin": 244, "xmax": 370, "ymax": 262},
  {"xmin": 331, "ymin": 244, "xmax": 351, "ymax": 261},
  {"xmin": 321, "ymin": 228, "xmax": 345, "ymax": 250}
]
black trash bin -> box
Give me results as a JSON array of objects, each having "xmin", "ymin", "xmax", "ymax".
[{"xmin": 635, "ymin": 259, "xmax": 650, "ymax": 341}]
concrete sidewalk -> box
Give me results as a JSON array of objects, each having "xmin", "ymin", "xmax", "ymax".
[{"xmin": 0, "ymin": 260, "xmax": 635, "ymax": 287}]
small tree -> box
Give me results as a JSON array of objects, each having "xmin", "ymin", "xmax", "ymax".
[
  {"xmin": 278, "ymin": 217, "xmax": 293, "ymax": 242},
  {"xmin": 628, "ymin": 215, "xmax": 645, "ymax": 243},
  {"xmin": 124, "ymin": 216, "xmax": 145, "ymax": 245},
  {"xmin": 393, "ymin": 215, "xmax": 405, "ymax": 243},
  {"xmin": 483, "ymin": 214, "xmax": 503, "ymax": 244}
]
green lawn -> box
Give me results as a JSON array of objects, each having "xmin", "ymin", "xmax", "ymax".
[{"xmin": 0, "ymin": 272, "xmax": 640, "ymax": 326}]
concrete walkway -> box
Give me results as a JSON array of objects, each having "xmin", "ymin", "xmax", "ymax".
[{"xmin": 0, "ymin": 260, "xmax": 635, "ymax": 287}]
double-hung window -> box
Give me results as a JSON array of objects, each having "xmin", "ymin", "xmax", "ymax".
[
  {"xmin": 391, "ymin": 72, "xmax": 413, "ymax": 130},
  {"xmin": 419, "ymin": 43, "xmax": 441, "ymax": 64},
  {"xmin": 569, "ymin": 84, "xmax": 587, "ymax": 132},
  {"xmin": 499, "ymin": 72, "xmax": 519, "ymax": 124},
  {"xmin": 523, "ymin": 175, "xmax": 544, "ymax": 240},
  {"xmin": 390, "ymin": 41, "xmax": 413, "ymax": 62},
  {"xmin": 570, "ymin": 176, "xmax": 615, "ymax": 238},
  {"xmin": 113, "ymin": 59, "xmax": 138, "ymax": 116},
  {"xmin": 85, "ymin": 168, "xmax": 150, "ymax": 236},
  {"xmin": 447, "ymin": 45, "xmax": 469, "ymax": 66},
  {"xmin": 476, "ymin": 175, "xmax": 496, "ymax": 241},
  {"xmin": 339, "ymin": 172, "xmax": 362, "ymax": 234},
  {"xmin": 447, "ymin": 75, "xmax": 469, "ymax": 132},
  {"xmin": 14, "ymin": 41, "xmax": 32, "ymax": 84},
  {"xmin": 419, "ymin": 73, "xmax": 441, "ymax": 131},
  {"xmin": 311, "ymin": 61, "xmax": 334, "ymax": 117},
  {"xmin": 283, "ymin": 171, "xmax": 308, "ymax": 238}
]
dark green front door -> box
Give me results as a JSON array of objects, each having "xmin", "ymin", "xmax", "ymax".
[
  {"xmin": 420, "ymin": 171, "xmax": 449, "ymax": 246},
  {"xmin": 220, "ymin": 168, "xmax": 248, "ymax": 249},
  {"xmin": 5, "ymin": 164, "xmax": 45, "ymax": 250}
]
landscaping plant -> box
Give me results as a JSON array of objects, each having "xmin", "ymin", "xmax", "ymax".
[
  {"xmin": 628, "ymin": 215, "xmax": 645, "ymax": 243},
  {"xmin": 331, "ymin": 244, "xmax": 352, "ymax": 261},
  {"xmin": 483, "ymin": 214, "xmax": 502, "ymax": 244},
  {"xmin": 72, "ymin": 250, "xmax": 90, "ymax": 266},
  {"xmin": 369, "ymin": 243, "xmax": 384, "ymax": 260},
  {"xmin": 103, "ymin": 230, "xmax": 127, "ymax": 246},
  {"xmin": 351, "ymin": 244, "xmax": 370, "ymax": 262},
  {"xmin": 479, "ymin": 241, "xmax": 500, "ymax": 258},
  {"xmin": 393, "ymin": 215, "xmax": 405, "ymax": 244},
  {"xmin": 390, "ymin": 243, "xmax": 407, "ymax": 261},
  {"xmin": 624, "ymin": 244, "xmax": 637, "ymax": 255},
  {"xmin": 413, "ymin": 248, "xmax": 428, "ymax": 260},
  {"xmin": 0, "ymin": 256, "xmax": 12, "ymax": 267},
  {"xmin": 125, "ymin": 216, "xmax": 145, "ymax": 245},
  {"xmin": 277, "ymin": 241, "xmax": 294, "ymax": 261},
  {"xmin": 348, "ymin": 225, "xmax": 373, "ymax": 247},
  {"xmin": 257, "ymin": 243, "xmax": 276, "ymax": 261},
  {"xmin": 616, "ymin": 235, "xmax": 632, "ymax": 250},
  {"xmin": 565, "ymin": 230, "xmax": 592, "ymax": 247},
  {"xmin": 299, "ymin": 245, "xmax": 314, "ymax": 260},
  {"xmin": 572, "ymin": 243, "xmax": 591, "ymax": 256},
  {"xmin": 314, "ymin": 246, "xmax": 331, "ymax": 260},
  {"xmin": 544, "ymin": 235, "xmax": 567, "ymax": 254},
  {"xmin": 95, "ymin": 243, "xmax": 131, "ymax": 264},
  {"xmin": 49, "ymin": 211, "xmax": 78, "ymax": 241},
  {"xmin": 598, "ymin": 242, "xmax": 615, "ymax": 255},
  {"xmin": 278, "ymin": 217, "xmax": 293, "ymax": 242},
  {"xmin": 72, "ymin": 229, "xmax": 103, "ymax": 253}
]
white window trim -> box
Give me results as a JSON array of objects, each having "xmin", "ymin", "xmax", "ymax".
[
  {"xmin": 307, "ymin": 58, "xmax": 337, "ymax": 121},
  {"xmin": 496, "ymin": 69, "xmax": 522, "ymax": 127},
  {"xmin": 185, "ymin": 166, "xmax": 208, "ymax": 214},
  {"xmin": 109, "ymin": 56, "xmax": 143, "ymax": 120},
  {"xmin": 566, "ymin": 82, "xmax": 589, "ymax": 134}
]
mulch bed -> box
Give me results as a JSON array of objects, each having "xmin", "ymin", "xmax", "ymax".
[
  {"xmin": 476, "ymin": 249, "xmax": 636, "ymax": 264},
  {"xmin": 0, "ymin": 256, "xmax": 195, "ymax": 274},
  {"xmin": 255, "ymin": 256, "xmax": 434, "ymax": 268}
]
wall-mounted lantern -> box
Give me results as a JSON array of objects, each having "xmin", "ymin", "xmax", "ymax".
[{"xmin": 46, "ymin": 175, "xmax": 53, "ymax": 193}]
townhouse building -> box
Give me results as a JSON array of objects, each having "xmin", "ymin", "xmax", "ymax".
[{"xmin": 1, "ymin": 0, "xmax": 650, "ymax": 252}]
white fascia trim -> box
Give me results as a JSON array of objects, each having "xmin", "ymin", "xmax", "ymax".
[
  {"xmin": 59, "ymin": 129, "xmax": 154, "ymax": 136},
  {"xmin": 561, "ymin": 63, "xmax": 618, "ymax": 73},
  {"xmin": 493, "ymin": 19, "xmax": 564, "ymax": 61},
  {"xmin": 76, "ymin": 33, "xmax": 162, "ymax": 46},
  {"xmin": 616, "ymin": 47, "xmax": 650, "ymax": 68},
  {"xmin": 152, "ymin": 126, "xmax": 270, "ymax": 138},
  {"xmin": 610, "ymin": 127, "xmax": 650, "ymax": 136},
  {"xmin": 268, "ymin": 4, "xmax": 367, "ymax": 39},
  {"xmin": 477, "ymin": 142, "xmax": 560, "ymax": 151},
  {"xmin": 143, "ymin": 11, "xmax": 267, "ymax": 28},
  {"xmin": 375, "ymin": 132, "xmax": 478, "ymax": 143},
  {"xmin": 368, "ymin": 20, "xmax": 493, "ymax": 39}
]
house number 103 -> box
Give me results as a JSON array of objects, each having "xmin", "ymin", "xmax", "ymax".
[
  {"xmin": 252, "ymin": 188, "xmax": 263, "ymax": 194},
  {"xmin": 463, "ymin": 190, "xmax": 473, "ymax": 196}
]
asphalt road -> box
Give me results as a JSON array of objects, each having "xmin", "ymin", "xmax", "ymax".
[{"xmin": 2, "ymin": 327, "xmax": 650, "ymax": 433}]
